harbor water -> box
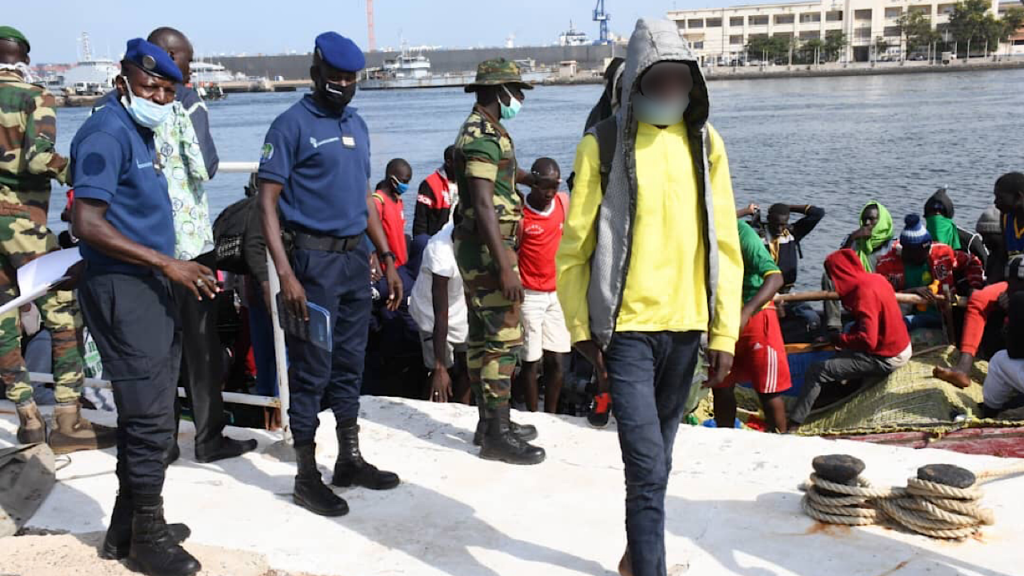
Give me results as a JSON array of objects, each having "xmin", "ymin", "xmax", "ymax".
[{"xmin": 51, "ymin": 68, "xmax": 1024, "ymax": 290}]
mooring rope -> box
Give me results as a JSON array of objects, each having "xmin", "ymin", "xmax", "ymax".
[{"xmin": 800, "ymin": 456, "xmax": 1024, "ymax": 540}]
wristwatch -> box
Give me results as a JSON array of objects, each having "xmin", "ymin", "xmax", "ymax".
[{"xmin": 380, "ymin": 251, "xmax": 397, "ymax": 263}]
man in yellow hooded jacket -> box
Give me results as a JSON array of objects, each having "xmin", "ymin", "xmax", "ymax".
[{"xmin": 556, "ymin": 18, "xmax": 742, "ymax": 576}]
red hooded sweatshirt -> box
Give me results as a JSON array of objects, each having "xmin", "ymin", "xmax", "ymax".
[{"xmin": 826, "ymin": 249, "xmax": 911, "ymax": 357}]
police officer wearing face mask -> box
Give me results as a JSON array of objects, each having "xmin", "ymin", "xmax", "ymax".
[
  {"xmin": 258, "ymin": 32, "xmax": 403, "ymax": 518},
  {"xmin": 71, "ymin": 38, "xmax": 217, "ymax": 576}
]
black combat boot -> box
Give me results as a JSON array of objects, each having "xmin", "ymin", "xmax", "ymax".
[
  {"xmin": 331, "ymin": 421, "xmax": 400, "ymax": 490},
  {"xmin": 100, "ymin": 492, "xmax": 191, "ymax": 560},
  {"xmin": 293, "ymin": 443, "xmax": 349, "ymax": 517},
  {"xmin": 125, "ymin": 494, "xmax": 200, "ymax": 576},
  {"xmin": 479, "ymin": 404, "xmax": 546, "ymax": 465},
  {"xmin": 472, "ymin": 397, "xmax": 538, "ymax": 446}
]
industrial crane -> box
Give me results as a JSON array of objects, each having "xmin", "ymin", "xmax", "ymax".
[{"xmin": 593, "ymin": 0, "xmax": 611, "ymax": 45}]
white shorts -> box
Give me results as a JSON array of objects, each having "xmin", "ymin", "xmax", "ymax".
[
  {"xmin": 983, "ymin": 350, "xmax": 1024, "ymax": 410},
  {"xmin": 521, "ymin": 289, "xmax": 571, "ymax": 363}
]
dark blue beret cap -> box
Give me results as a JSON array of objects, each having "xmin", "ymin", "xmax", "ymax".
[
  {"xmin": 315, "ymin": 32, "xmax": 365, "ymax": 73},
  {"xmin": 123, "ymin": 38, "xmax": 183, "ymax": 83}
]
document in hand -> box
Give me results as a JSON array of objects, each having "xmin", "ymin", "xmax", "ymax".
[
  {"xmin": 0, "ymin": 248, "xmax": 81, "ymax": 316},
  {"xmin": 276, "ymin": 294, "xmax": 333, "ymax": 352}
]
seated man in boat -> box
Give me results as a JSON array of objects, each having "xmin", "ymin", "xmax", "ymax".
[
  {"xmin": 789, "ymin": 249, "xmax": 912, "ymax": 431},
  {"xmin": 923, "ymin": 188, "xmax": 988, "ymax": 266},
  {"xmin": 993, "ymin": 172, "xmax": 1024, "ymax": 282},
  {"xmin": 711, "ymin": 220, "xmax": 790, "ymax": 432},
  {"xmin": 934, "ymin": 255, "xmax": 1024, "ymax": 388},
  {"xmin": 823, "ymin": 201, "xmax": 895, "ymax": 333},
  {"xmin": 372, "ymin": 158, "xmax": 413, "ymax": 268},
  {"xmin": 875, "ymin": 214, "xmax": 984, "ymax": 332},
  {"xmin": 979, "ymin": 291, "xmax": 1024, "ymax": 418}
]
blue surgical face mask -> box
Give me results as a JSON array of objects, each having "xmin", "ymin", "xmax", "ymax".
[
  {"xmin": 120, "ymin": 78, "xmax": 173, "ymax": 129},
  {"xmin": 500, "ymin": 85, "xmax": 522, "ymax": 121},
  {"xmin": 391, "ymin": 176, "xmax": 410, "ymax": 195},
  {"xmin": 632, "ymin": 92, "xmax": 689, "ymax": 127}
]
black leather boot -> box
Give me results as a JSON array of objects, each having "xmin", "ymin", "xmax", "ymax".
[
  {"xmin": 331, "ymin": 422, "xmax": 400, "ymax": 490},
  {"xmin": 473, "ymin": 400, "xmax": 538, "ymax": 446},
  {"xmin": 100, "ymin": 492, "xmax": 191, "ymax": 560},
  {"xmin": 126, "ymin": 494, "xmax": 200, "ymax": 576},
  {"xmin": 480, "ymin": 404, "xmax": 546, "ymax": 465},
  {"xmin": 293, "ymin": 443, "xmax": 349, "ymax": 517},
  {"xmin": 195, "ymin": 436, "xmax": 258, "ymax": 464}
]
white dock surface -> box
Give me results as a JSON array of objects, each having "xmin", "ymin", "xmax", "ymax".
[{"xmin": 1, "ymin": 396, "xmax": 1022, "ymax": 576}]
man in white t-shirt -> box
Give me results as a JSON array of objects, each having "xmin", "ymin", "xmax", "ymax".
[{"xmin": 409, "ymin": 222, "xmax": 471, "ymax": 403}]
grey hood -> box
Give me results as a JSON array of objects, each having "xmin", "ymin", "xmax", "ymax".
[
  {"xmin": 616, "ymin": 18, "xmax": 710, "ymax": 139},
  {"xmin": 585, "ymin": 19, "xmax": 719, "ymax": 349}
]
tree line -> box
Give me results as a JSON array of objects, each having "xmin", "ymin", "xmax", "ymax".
[{"xmin": 742, "ymin": 0, "xmax": 1024, "ymax": 63}]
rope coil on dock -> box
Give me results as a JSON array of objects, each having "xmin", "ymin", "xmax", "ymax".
[{"xmin": 800, "ymin": 455, "xmax": 1024, "ymax": 540}]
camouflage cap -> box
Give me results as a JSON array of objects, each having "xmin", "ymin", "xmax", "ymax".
[
  {"xmin": 0, "ymin": 26, "xmax": 29, "ymax": 53},
  {"xmin": 464, "ymin": 58, "xmax": 533, "ymax": 93}
]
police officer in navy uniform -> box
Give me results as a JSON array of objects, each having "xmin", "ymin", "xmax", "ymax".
[
  {"xmin": 259, "ymin": 32, "xmax": 403, "ymax": 517},
  {"xmin": 71, "ymin": 39, "xmax": 209, "ymax": 576}
]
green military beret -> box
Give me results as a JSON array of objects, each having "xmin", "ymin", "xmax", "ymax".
[
  {"xmin": 465, "ymin": 58, "xmax": 533, "ymax": 93},
  {"xmin": 0, "ymin": 26, "xmax": 30, "ymax": 52}
]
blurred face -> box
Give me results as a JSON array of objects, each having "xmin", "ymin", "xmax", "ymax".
[
  {"xmin": 388, "ymin": 164, "xmax": 412, "ymax": 190},
  {"xmin": 116, "ymin": 65, "xmax": 176, "ymax": 105},
  {"xmin": 639, "ymin": 62, "xmax": 693, "ymax": 101},
  {"xmin": 861, "ymin": 206, "xmax": 881, "ymax": 230},
  {"xmin": 498, "ymin": 84, "xmax": 526, "ymax": 106},
  {"xmin": 902, "ymin": 243, "xmax": 930, "ymax": 266},
  {"xmin": 768, "ymin": 213, "xmax": 790, "ymax": 237}
]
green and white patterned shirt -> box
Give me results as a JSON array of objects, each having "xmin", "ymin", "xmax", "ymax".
[{"xmin": 155, "ymin": 101, "xmax": 213, "ymax": 261}]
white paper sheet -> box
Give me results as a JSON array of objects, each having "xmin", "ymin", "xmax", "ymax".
[{"xmin": 0, "ymin": 248, "xmax": 81, "ymax": 316}]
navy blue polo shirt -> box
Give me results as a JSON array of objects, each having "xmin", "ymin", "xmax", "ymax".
[
  {"xmin": 257, "ymin": 95, "xmax": 371, "ymax": 237},
  {"xmin": 70, "ymin": 99, "xmax": 176, "ymax": 274}
]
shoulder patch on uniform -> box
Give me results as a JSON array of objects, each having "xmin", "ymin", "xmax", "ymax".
[{"xmin": 260, "ymin": 143, "xmax": 274, "ymax": 163}]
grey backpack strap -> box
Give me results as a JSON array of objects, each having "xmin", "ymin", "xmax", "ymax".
[{"xmin": 593, "ymin": 117, "xmax": 618, "ymax": 194}]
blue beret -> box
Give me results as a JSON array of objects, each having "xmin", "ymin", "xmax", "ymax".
[
  {"xmin": 314, "ymin": 32, "xmax": 365, "ymax": 73},
  {"xmin": 123, "ymin": 38, "xmax": 183, "ymax": 83}
]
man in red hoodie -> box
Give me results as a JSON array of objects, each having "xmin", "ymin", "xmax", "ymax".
[{"xmin": 788, "ymin": 249, "xmax": 912, "ymax": 430}]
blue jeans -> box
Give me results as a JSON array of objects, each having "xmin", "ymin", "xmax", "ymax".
[
  {"xmin": 287, "ymin": 245, "xmax": 372, "ymax": 445},
  {"xmin": 606, "ymin": 331, "xmax": 702, "ymax": 576}
]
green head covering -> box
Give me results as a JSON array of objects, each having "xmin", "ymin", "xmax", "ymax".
[
  {"xmin": 925, "ymin": 214, "xmax": 961, "ymax": 250},
  {"xmin": 0, "ymin": 26, "xmax": 30, "ymax": 52},
  {"xmin": 464, "ymin": 58, "xmax": 533, "ymax": 93},
  {"xmin": 856, "ymin": 201, "xmax": 893, "ymax": 272}
]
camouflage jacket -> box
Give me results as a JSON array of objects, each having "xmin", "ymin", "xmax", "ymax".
[
  {"xmin": 453, "ymin": 104, "xmax": 521, "ymax": 242},
  {"xmin": 0, "ymin": 70, "xmax": 68, "ymax": 198}
]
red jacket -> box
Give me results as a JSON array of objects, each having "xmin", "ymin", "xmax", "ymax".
[
  {"xmin": 875, "ymin": 242, "xmax": 984, "ymax": 297},
  {"xmin": 827, "ymin": 249, "xmax": 912, "ymax": 357}
]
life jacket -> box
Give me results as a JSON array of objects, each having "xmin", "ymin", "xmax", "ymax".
[
  {"xmin": 874, "ymin": 242, "xmax": 984, "ymax": 297},
  {"xmin": 420, "ymin": 170, "xmax": 453, "ymax": 211}
]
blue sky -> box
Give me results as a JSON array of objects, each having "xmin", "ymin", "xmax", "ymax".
[{"xmin": 8, "ymin": 0, "xmax": 735, "ymax": 63}]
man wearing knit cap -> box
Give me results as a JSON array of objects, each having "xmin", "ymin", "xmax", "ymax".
[
  {"xmin": 935, "ymin": 254, "xmax": 1024, "ymax": 389},
  {"xmin": 875, "ymin": 214, "xmax": 984, "ymax": 332},
  {"xmin": 977, "ymin": 206, "xmax": 1004, "ymax": 283}
]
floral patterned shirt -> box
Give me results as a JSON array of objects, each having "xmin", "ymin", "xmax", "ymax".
[{"xmin": 154, "ymin": 100, "xmax": 212, "ymax": 261}]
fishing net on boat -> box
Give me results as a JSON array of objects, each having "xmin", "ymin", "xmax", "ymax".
[{"xmin": 732, "ymin": 346, "xmax": 994, "ymax": 435}]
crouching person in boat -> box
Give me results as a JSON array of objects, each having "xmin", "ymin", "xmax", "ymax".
[
  {"xmin": 979, "ymin": 291, "xmax": 1024, "ymax": 418},
  {"xmin": 71, "ymin": 38, "xmax": 214, "ymax": 576},
  {"xmin": 934, "ymin": 255, "xmax": 1024, "ymax": 388},
  {"xmin": 789, "ymin": 249, "xmax": 912, "ymax": 432}
]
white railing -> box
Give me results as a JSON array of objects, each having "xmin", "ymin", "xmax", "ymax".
[{"xmin": 32, "ymin": 160, "xmax": 293, "ymax": 447}]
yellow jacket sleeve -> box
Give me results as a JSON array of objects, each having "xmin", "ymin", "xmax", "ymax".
[
  {"xmin": 707, "ymin": 126, "xmax": 742, "ymax": 353},
  {"xmin": 556, "ymin": 135, "xmax": 602, "ymax": 344}
]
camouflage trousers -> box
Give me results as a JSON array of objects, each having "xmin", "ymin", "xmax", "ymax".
[
  {"xmin": 0, "ymin": 208, "xmax": 84, "ymax": 405},
  {"xmin": 454, "ymin": 237, "xmax": 523, "ymax": 409}
]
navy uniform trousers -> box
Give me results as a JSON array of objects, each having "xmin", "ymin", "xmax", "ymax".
[
  {"xmin": 287, "ymin": 243, "xmax": 371, "ymax": 446},
  {"xmin": 79, "ymin": 270, "xmax": 181, "ymax": 496}
]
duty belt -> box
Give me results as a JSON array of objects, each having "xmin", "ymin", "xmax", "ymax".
[{"xmin": 291, "ymin": 230, "xmax": 363, "ymax": 253}]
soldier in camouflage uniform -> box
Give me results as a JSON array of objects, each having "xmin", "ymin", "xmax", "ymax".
[
  {"xmin": 0, "ymin": 26, "xmax": 115, "ymax": 453},
  {"xmin": 454, "ymin": 58, "xmax": 544, "ymax": 465}
]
